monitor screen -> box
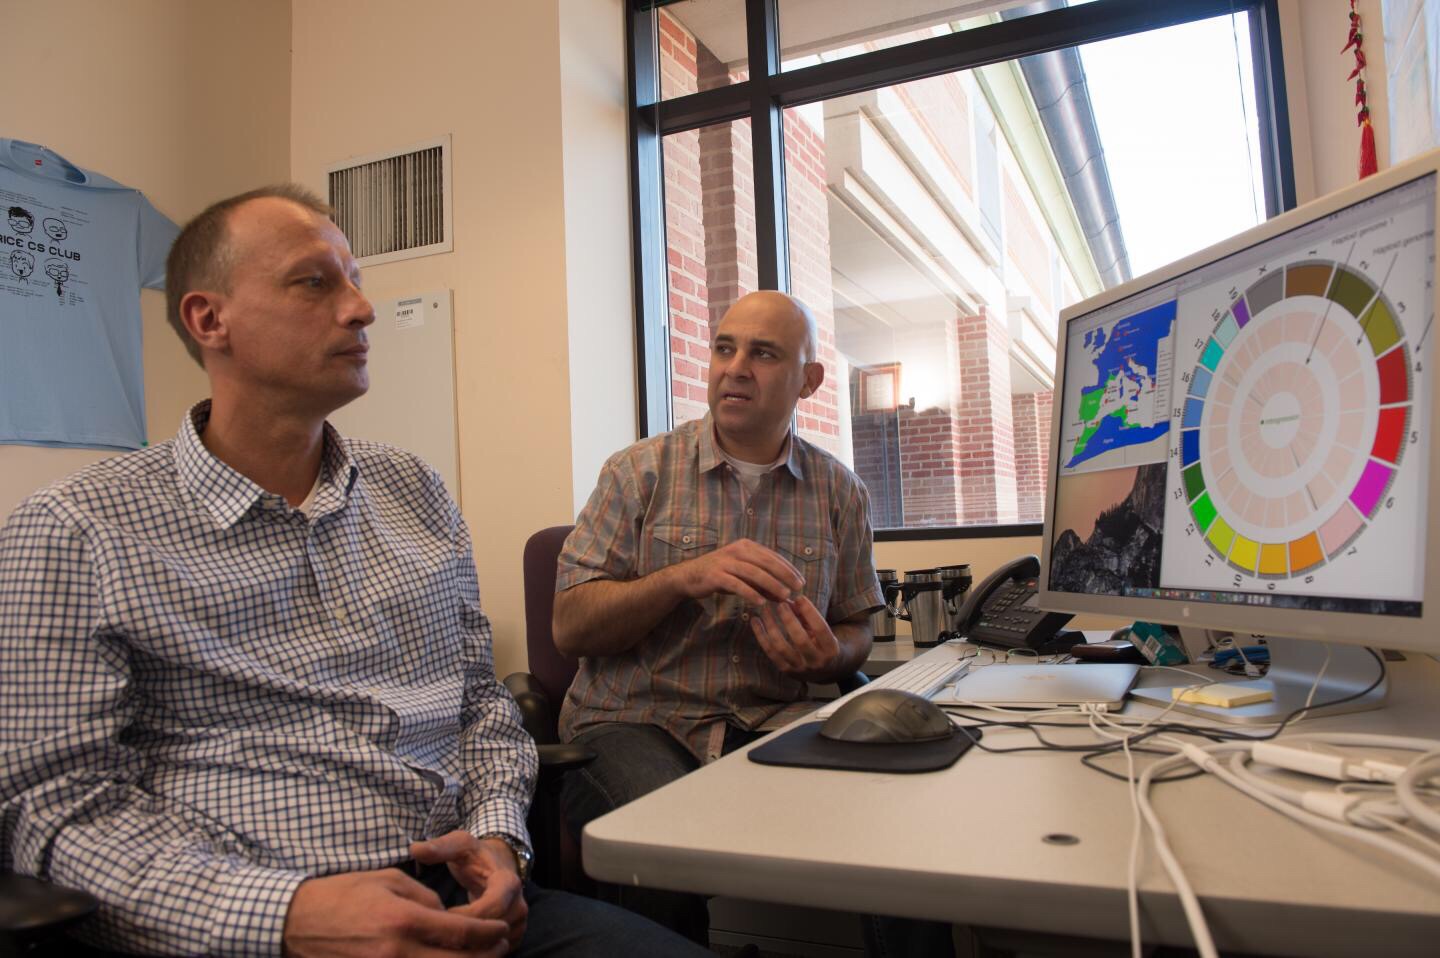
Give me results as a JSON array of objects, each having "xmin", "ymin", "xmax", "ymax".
[{"xmin": 1041, "ymin": 166, "xmax": 1436, "ymax": 647}]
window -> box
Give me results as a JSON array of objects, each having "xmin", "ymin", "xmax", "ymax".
[{"xmin": 630, "ymin": 0, "xmax": 1294, "ymax": 536}]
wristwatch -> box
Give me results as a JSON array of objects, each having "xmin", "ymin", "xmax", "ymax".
[{"xmin": 478, "ymin": 833, "xmax": 533, "ymax": 880}]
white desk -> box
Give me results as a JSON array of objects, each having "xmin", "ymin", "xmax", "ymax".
[
  {"xmin": 861, "ymin": 635, "xmax": 916, "ymax": 676},
  {"xmin": 584, "ymin": 647, "xmax": 1440, "ymax": 956}
]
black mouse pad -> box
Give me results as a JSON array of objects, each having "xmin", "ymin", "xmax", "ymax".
[{"xmin": 748, "ymin": 722, "xmax": 979, "ymax": 773}]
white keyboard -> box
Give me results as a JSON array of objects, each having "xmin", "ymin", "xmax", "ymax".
[{"xmin": 816, "ymin": 657, "xmax": 970, "ymax": 719}]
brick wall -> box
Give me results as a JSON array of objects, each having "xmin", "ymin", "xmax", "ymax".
[
  {"xmin": 660, "ymin": 13, "xmax": 709, "ymax": 425},
  {"xmin": 785, "ymin": 107, "xmax": 840, "ymax": 455},
  {"xmin": 655, "ymin": 13, "xmax": 1058, "ymax": 529},
  {"xmin": 955, "ymin": 306, "xmax": 1019, "ymax": 524},
  {"xmin": 895, "ymin": 319, "xmax": 964, "ymax": 526},
  {"xmin": 697, "ymin": 42, "xmax": 756, "ymax": 331},
  {"xmin": 660, "ymin": 11, "xmax": 841, "ymax": 452},
  {"xmin": 899, "ymin": 405, "xmax": 964, "ymax": 526},
  {"xmin": 849, "ymin": 399, "xmax": 903, "ymax": 528},
  {"xmin": 1011, "ymin": 389, "xmax": 1053, "ymax": 522}
]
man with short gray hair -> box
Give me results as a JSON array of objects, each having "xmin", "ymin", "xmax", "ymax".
[{"xmin": 0, "ymin": 184, "xmax": 709, "ymax": 958}]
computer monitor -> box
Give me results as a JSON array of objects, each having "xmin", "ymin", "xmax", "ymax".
[{"xmin": 1038, "ymin": 149, "xmax": 1440, "ymax": 723}]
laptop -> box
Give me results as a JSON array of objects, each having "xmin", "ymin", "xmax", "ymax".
[{"xmin": 928, "ymin": 662, "xmax": 1140, "ymax": 710}]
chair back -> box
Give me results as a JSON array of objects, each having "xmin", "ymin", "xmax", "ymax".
[{"xmin": 522, "ymin": 525, "xmax": 581, "ymax": 707}]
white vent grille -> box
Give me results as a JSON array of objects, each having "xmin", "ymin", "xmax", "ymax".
[{"xmin": 327, "ymin": 135, "xmax": 452, "ymax": 266}]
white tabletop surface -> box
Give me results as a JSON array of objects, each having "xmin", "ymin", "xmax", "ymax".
[{"xmin": 583, "ymin": 646, "xmax": 1440, "ymax": 956}]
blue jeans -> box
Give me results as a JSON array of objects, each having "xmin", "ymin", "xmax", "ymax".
[
  {"xmin": 562, "ymin": 721, "xmax": 764, "ymax": 943},
  {"xmin": 419, "ymin": 864, "xmax": 713, "ymax": 957},
  {"xmin": 54, "ymin": 872, "xmax": 710, "ymax": 958}
]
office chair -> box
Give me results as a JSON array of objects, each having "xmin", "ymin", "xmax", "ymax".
[
  {"xmin": 503, "ymin": 524, "xmax": 597, "ymax": 891},
  {"xmin": 504, "ymin": 525, "xmax": 872, "ymax": 889},
  {"xmin": 0, "ymin": 873, "xmax": 98, "ymax": 957}
]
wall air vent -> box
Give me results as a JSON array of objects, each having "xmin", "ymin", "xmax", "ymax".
[{"xmin": 326, "ymin": 135, "xmax": 453, "ymax": 266}]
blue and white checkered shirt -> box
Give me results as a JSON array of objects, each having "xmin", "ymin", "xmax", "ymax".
[{"xmin": 0, "ymin": 401, "xmax": 537, "ymax": 956}]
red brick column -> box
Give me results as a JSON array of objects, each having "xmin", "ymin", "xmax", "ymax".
[
  {"xmin": 1011, "ymin": 390, "xmax": 1053, "ymax": 522},
  {"xmin": 698, "ymin": 118, "xmax": 756, "ymax": 323},
  {"xmin": 898, "ymin": 405, "xmax": 964, "ymax": 526},
  {"xmin": 894, "ymin": 320, "xmax": 964, "ymax": 526},
  {"xmin": 659, "ymin": 12, "xmax": 709, "ymax": 424},
  {"xmin": 849, "ymin": 400, "xmax": 903, "ymax": 528},
  {"xmin": 955, "ymin": 306, "xmax": 1019, "ymax": 524},
  {"xmin": 784, "ymin": 109, "xmax": 840, "ymax": 455},
  {"xmin": 658, "ymin": 15, "xmax": 842, "ymax": 456}
]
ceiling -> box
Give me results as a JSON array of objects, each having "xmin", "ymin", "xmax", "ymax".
[{"xmin": 660, "ymin": 0, "xmax": 1032, "ymax": 67}]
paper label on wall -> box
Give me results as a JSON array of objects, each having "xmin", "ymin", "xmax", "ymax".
[{"xmin": 395, "ymin": 296, "xmax": 426, "ymax": 329}]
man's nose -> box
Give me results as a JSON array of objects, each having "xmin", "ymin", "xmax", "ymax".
[
  {"xmin": 342, "ymin": 284, "xmax": 376, "ymax": 328},
  {"xmin": 728, "ymin": 350, "xmax": 754, "ymax": 377}
]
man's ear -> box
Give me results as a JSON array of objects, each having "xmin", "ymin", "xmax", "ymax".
[
  {"xmin": 799, "ymin": 360, "xmax": 825, "ymax": 399},
  {"xmin": 179, "ymin": 289, "xmax": 228, "ymax": 355}
]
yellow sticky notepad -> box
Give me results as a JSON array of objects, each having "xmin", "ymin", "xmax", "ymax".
[{"xmin": 1173, "ymin": 684, "xmax": 1275, "ymax": 708}]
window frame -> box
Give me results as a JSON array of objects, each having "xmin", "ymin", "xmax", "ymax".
[{"xmin": 627, "ymin": 0, "xmax": 1296, "ymax": 541}]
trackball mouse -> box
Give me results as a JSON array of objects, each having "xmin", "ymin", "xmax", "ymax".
[{"xmin": 819, "ymin": 688, "xmax": 955, "ymax": 744}]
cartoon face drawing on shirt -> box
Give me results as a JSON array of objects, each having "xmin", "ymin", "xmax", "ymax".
[
  {"xmin": 42, "ymin": 218, "xmax": 68, "ymax": 241},
  {"xmin": 7, "ymin": 206, "xmax": 34, "ymax": 234},
  {"xmin": 9, "ymin": 250, "xmax": 34, "ymax": 279},
  {"xmin": 44, "ymin": 259, "xmax": 68, "ymax": 296}
]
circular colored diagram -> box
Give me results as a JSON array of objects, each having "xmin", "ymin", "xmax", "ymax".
[{"xmin": 1178, "ymin": 259, "xmax": 1412, "ymax": 579}]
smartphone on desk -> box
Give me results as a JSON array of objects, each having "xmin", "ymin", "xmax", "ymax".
[{"xmin": 954, "ymin": 555, "xmax": 1074, "ymax": 654}]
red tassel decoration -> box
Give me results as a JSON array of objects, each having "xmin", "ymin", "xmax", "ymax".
[
  {"xmin": 1348, "ymin": 1, "xmax": 1378, "ymax": 178},
  {"xmin": 1360, "ymin": 117, "xmax": 1379, "ymax": 178}
]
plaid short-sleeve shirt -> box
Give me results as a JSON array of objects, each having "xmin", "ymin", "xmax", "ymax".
[
  {"xmin": 557, "ymin": 416, "xmax": 883, "ymax": 762},
  {"xmin": 0, "ymin": 402, "xmax": 536, "ymax": 956}
]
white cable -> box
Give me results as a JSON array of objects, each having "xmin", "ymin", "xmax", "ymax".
[
  {"xmin": 1088, "ymin": 695, "xmax": 1222, "ymax": 958},
  {"xmin": 1379, "ymin": 818, "xmax": 1440, "ymax": 859},
  {"xmin": 1396, "ymin": 752, "xmax": 1440, "ymax": 834},
  {"xmin": 1134, "ymin": 746, "xmax": 1225, "ymax": 958},
  {"xmin": 1121, "ymin": 716, "xmax": 1144, "ymax": 958},
  {"xmin": 1092, "ymin": 721, "xmax": 1440, "ymax": 958},
  {"xmin": 1271, "ymin": 731, "xmax": 1440, "ymax": 752},
  {"xmin": 1213, "ymin": 749, "xmax": 1440, "ymax": 880},
  {"xmin": 981, "ymin": 703, "xmax": 1440, "ymax": 956},
  {"xmin": 1293, "ymin": 642, "xmax": 1333, "ymax": 722},
  {"xmin": 1224, "ymin": 636, "xmax": 1262, "ymax": 676}
]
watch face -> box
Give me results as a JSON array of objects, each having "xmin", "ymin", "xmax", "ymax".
[{"xmin": 486, "ymin": 835, "xmax": 531, "ymax": 878}]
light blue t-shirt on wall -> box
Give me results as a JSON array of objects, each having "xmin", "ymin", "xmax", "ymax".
[{"xmin": 0, "ymin": 138, "xmax": 178, "ymax": 450}]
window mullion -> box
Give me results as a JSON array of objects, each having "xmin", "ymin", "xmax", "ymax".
[
  {"xmin": 1251, "ymin": 0, "xmax": 1297, "ymax": 216},
  {"xmin": 746, "ymin": 0, "xmax": 787, "ymax": 292},
  {"xmin": 630, "ymin": 2, "xmax": 672, "ymax": 436}
]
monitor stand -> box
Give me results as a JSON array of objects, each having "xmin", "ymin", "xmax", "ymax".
[{"xmin": 1127, "ymin": 638, "xmax": 1389, "ymax": 726}]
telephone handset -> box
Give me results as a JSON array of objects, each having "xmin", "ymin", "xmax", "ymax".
[{"xmin": 953, "ymin": 555, "xmax": 1074, "ymax": 653}]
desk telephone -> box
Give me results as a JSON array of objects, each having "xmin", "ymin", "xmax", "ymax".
[{"xmin": 954, "ymin": 555, "xmax": 1074, "ymax": 653}]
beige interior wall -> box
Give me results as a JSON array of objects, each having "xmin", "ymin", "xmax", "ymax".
[
  {"xmin": 1285, "ymin": 0, "xmax": 1391, "ymax": 203},
  {"xmin": 290, "ymin": 0, "xmax": 584, "ymax": 678},
  {"xmin": 561, "ymin": 0, "xmax": 639, "ymax": 514},
  {"xmin": 0, "ymin": 0, "xmax": 291, "ymax": 519}
]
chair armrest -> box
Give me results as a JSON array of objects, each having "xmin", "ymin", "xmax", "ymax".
[
  {"xmin": 536, "ymin": 742, "xmax": 597, "ymax": 774},
  {"xmin": 0, "ymin": 873, "xmax": 98, "ymax": 935},
  {"xmin": 503, "ymin": 672, "xmax": 561, "ymax": 745},
  {"xmin": 502, "ymin": 674, "xmax": 595, "ymax": 771}
]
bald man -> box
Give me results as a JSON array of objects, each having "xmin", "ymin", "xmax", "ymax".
[{"xmin": 553, "ymin": 291, "xmax": 884, "ymax": 941}]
